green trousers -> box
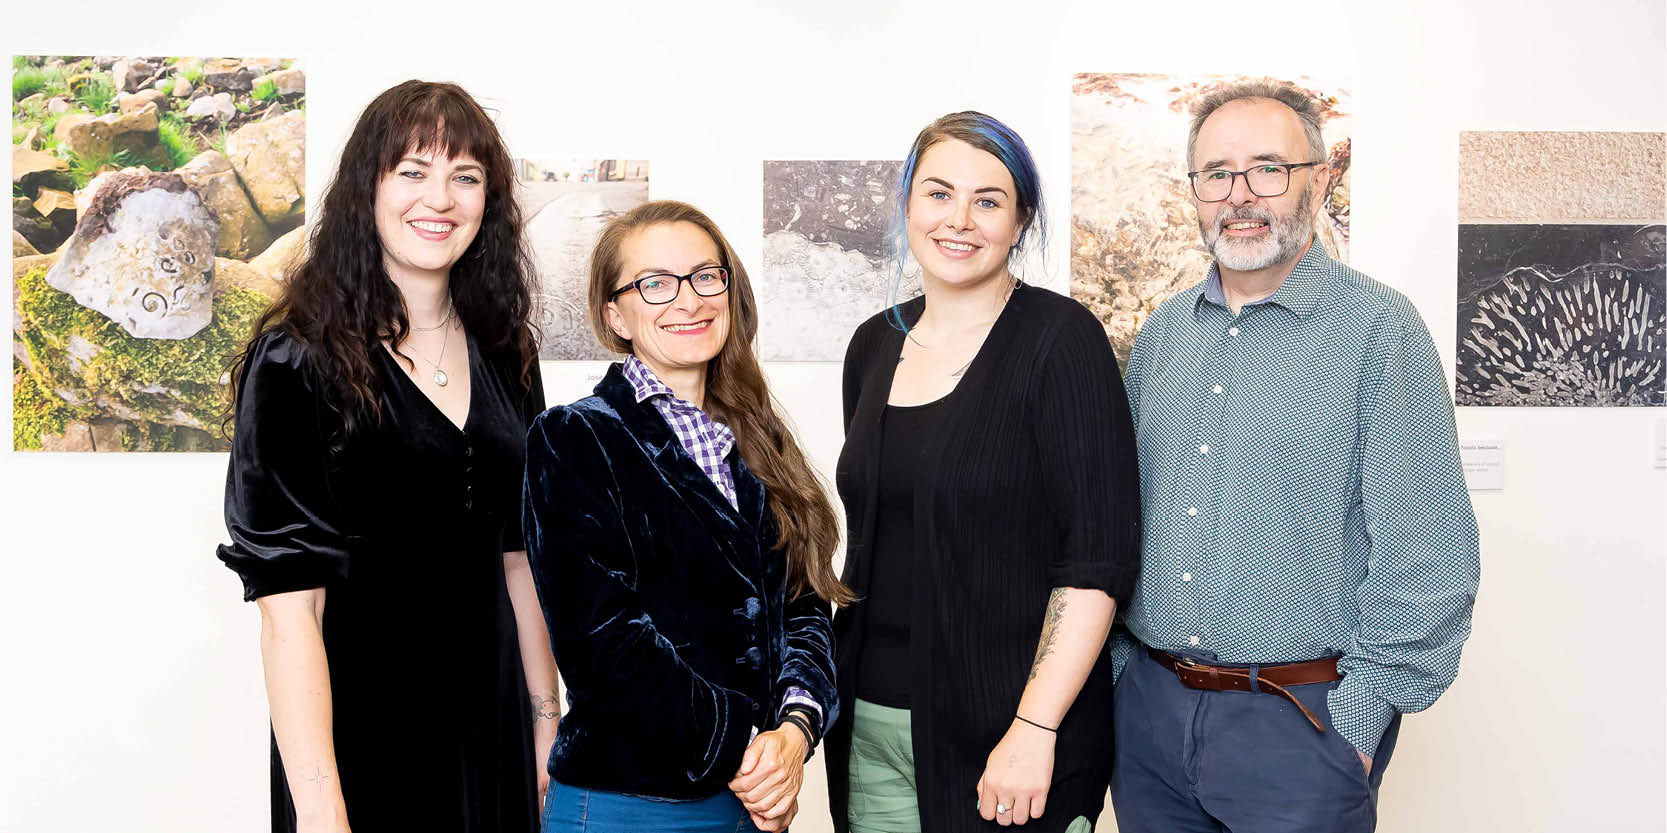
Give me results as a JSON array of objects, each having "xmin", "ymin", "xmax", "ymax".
[{"xmin": 847, "ymin": 699, "xmax": 1092, "ymax": 832}]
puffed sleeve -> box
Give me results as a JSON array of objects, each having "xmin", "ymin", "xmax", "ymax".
[
  {"xmin": 1031, "ymin": 302, "xmax": 1142, "ymax": 610},
  {"xmin": 524, "ymin": 406, "xmax": 756, "ymax": 783},
  {"xmin": 501, "ymin": 358, "xmax": 546, "ymax": 554},
  {"xmin": 216, "ymin": 331, "xmax": 352, "ymax": 600}
]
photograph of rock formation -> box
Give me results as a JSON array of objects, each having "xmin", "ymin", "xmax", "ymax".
[
  {"xmin": 516, "ymin": 158, "xmax": 648, "ymax": 360},
  {"xmin": 1456, "ymin": 224, "xmax": 1664, "ymax": 406},
  {"xmin": 759, "ymin": 160, "xmax": 914, "ymax": 361},
  {"xmin": 1069, "ymin": 72, "xmax": 1353, "ymax": 366},
  {"xmin": 1455, "ymin": 130, "xmax": 1666, "ymax": 407},
  {"xmin": 13, "ymin": 55, "xmax": 306, "ymax": 451}
]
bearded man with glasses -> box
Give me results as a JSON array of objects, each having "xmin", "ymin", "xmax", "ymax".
[{"xmin": 1110, "ymin": 82, "xmax": 1480, "ymax": 833}]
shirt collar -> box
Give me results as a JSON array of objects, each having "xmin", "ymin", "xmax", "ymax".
[
  {"xmin": 1197, "ymin": 237, "xmax": 1335, "ymax": 318},
  {"xmin": 622, "ymin": 354, "xmax": 676, "ymax": 404}
]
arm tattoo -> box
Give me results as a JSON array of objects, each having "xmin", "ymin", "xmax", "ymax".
[
  {"xmin": 306, "ymin": 765, "xmax": 331, "ymax": 793},
  {"xmin": 1028, "ymin": 588, "xmax": 1069, "ymax": 682},
  {"xmin": 531, "ymin": 693, "xmax": 560, "ymax": 721}
]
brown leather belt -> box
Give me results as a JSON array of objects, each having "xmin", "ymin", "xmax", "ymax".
[{"xmin": 1147, "ymin": 646, "xmax": 1341, "ymax": 732}]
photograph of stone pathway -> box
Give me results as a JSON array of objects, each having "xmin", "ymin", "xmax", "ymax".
[
  {"xmin": 516, "ymin": 158, "xmax": 649, "ymax": 360},
  {"xmin": 13, "ymin": 55, "xmax": 306, "ymax": 451}
]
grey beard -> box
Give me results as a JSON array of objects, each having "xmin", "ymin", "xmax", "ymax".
[{"xmin": 1201, "ymin": 186, "xmax": 1314, "ymax": 272}]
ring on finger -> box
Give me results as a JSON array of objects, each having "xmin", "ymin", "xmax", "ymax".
[{"xmin": 996, "ymin": 802, "xmax": 1011, "ymax": 815}]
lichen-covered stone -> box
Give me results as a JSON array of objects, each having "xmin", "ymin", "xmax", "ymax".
[
  {"xmin": 227, "ymin": 110, "xmax": 305, "ymax": 227},
  {"xmin": 178, "ymin": 150, "xmax": 272, "ymax": 259},
  {"xmin": 46, "ymin": 171, "xmax": 219, "ymax": 339}
]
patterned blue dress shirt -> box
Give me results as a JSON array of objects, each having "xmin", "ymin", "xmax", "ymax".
[{"xmin": 1115, "ymin": 241, "xmax": 1481, "ymax": 756}]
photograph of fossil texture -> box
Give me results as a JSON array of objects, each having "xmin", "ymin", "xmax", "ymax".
[
  {"xmin": 13, "ymin": 55, "xmax": 306, "ymax": 450},
  {"xmin": 759, "ymin": 159, "xmax": 914, "ymax": 361},
  {"xmin": 1456, "ymin": 131, "xmax": 1665, "ymax": 407},
  {"xmin": 1455, "ymin": 224, "xmax": 1664, "ymax": 406},
  {"xmin": 516, "ymin": 158, "xmax": 649, "ymax": 360},
  {"xmin": 1070, "ymin": 72, "xmax": 1353, "ymax": 365}
]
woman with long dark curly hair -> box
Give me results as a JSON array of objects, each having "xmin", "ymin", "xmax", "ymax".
[{"xmin": 217, "ymin": 80, "xmax": 556, "ymax": 833}]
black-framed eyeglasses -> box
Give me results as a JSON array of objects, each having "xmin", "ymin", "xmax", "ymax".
[
  {"xmin": 1187, "ymin": 162, "xmax": 1322, "ymax": 202},
  {"xmin": 608, "ymin": 267, "xmax": 731, "ymax": 305}
]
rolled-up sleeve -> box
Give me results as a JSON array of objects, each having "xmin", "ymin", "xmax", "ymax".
[
  {"xmin": 216, "ymin": 334, "xmax": 351, "ymax": 601},
  {"xmin": 1031, "ymin": 306, "xmax": 1143, "ymax": 610},
  {"xmin": 1331, "ymin": 309, "xmax": 1481, "ymax": 756}
]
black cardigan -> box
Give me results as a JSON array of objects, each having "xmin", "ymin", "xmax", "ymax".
[
  {"xmin": 522, "ymin": 365, "xmax": 838, "ymax": 800},
  {"xmin": 827, "ymin": 286, "xmax": 1141, "ymax": 833}
]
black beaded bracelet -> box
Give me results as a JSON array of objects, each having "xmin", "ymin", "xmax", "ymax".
[{"xmin": 1015, "ymin": 714, "xmax": 1058, "ymax": 733}]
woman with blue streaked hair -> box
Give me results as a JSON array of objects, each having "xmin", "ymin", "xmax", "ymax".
[{"xmin": 821, "ymin": 111, "xmax": 1141, "ymax": 832}]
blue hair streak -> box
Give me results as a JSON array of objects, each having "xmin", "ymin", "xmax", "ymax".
[{"xmin": 886, "ymin": 111, "xmax": 1046, "ymax": 331}]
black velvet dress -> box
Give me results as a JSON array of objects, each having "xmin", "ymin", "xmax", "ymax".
[{"xmin": 217, "ymin": 328, "xmax": 545, "ymax": 833}]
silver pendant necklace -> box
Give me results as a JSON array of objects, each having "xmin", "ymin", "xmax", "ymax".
[{"xmin": 406, "ymin": 310, "xmax": 456, "ymax": 387}]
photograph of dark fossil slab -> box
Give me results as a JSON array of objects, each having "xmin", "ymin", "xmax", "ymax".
[
  {"xmin": 759, "ymin": 160, "xmax": 914, "ymax": 361},
  {"xmin": 1456, "ymin": 224, "xmax": 1665, "ymax": 406}
]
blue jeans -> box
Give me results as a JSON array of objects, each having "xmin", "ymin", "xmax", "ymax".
[
  {"xmin": 1111, "ymin": 644, "xmax": 1401, "ymax": 833},
  {"xmin": 542, "ymin": 779, "xmax": 762, "ymax": 833}
]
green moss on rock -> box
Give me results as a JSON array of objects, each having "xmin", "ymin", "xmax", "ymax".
[
  {"xmin": 13, "ymin": 355, "xmax": 85, "ymax": 450},
  {"xmin": 14, "ymin": 264, "xmax": 271, "ymax": 450}
]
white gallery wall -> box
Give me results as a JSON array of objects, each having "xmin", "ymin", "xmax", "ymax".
[{"xmin": 3, "ymin": 0, "xmax": 1664, "ymax": 831}]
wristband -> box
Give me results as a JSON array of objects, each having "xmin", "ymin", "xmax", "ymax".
[
  {"xmin": 1015, "ymin": 714, "xmax": 1058, "ymax": 733},
  {"xmin": 778, "ymin": 713, "xmax": 816, "ymax": 761}
]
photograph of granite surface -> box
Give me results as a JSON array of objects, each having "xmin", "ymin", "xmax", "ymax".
[
  {"xmin": 759, "ymin": 160, "xmax": 915, "ymax": 361},
  {"xmin": 1455, "ymin": 131, "xmax": 1665, "ymax": 407},
  {"xmin": 1070, "ymin": 72, "xmax": 1353, "ymax": 365},
  {"xmin": 517, "ymin": 158, "xmax": 649, "ymax": 360},
  {"xmin": 13, "ymin": 55, "xmax": 306, "ymax": 451}
]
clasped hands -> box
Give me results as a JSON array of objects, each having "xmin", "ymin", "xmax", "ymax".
[{"xmin": 728, "ymin": 723, "xmax": 809, "ymax": 831}]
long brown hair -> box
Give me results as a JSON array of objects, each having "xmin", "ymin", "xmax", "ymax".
[
  {"xmin": 227, "ymin": 80, "xmax": 537, "ymax": 442},
  {"xmin": 587, "ymin": 201, "xmax": 852, "ymax": 606}
]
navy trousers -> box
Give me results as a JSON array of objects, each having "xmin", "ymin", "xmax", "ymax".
[{"xmin": 1111, "ymin": 644, "xmax": 1400, "ymax": 833}]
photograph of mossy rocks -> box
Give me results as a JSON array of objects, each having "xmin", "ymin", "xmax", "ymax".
[{"xmin": 12, "ymin": 55, "xmax": 306, "ymax": 451}]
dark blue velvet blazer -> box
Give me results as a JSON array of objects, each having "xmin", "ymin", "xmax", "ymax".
[{"xmin": 523, "ymin": 364, "xmax": 838, "ymax": 800}]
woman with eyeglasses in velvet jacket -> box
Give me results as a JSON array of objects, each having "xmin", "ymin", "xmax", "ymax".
[{"xmin": 523, "ymin": 200, "xmax": 851, "ymax": 833}]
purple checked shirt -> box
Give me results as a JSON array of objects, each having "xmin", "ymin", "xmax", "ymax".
[{"xmin": 621, "ymin": 355, "xmax": 823, "ymax": 733}]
